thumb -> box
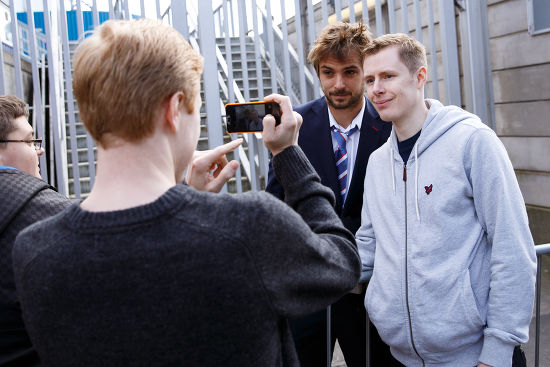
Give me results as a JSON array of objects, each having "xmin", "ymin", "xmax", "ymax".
[{"xmin": 262, "ymin": 115, "xmax": 276, "ymax": 136}]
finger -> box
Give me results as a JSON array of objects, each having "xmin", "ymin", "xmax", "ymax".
[
  {"xmin": 264, "ymin": 94, "xmax": 293, "ymax": 119},
  {"xmin": 262, "ymin": 114, "xmax": 276, "ymax": 138},
  {"xmin": 193, "ymin": 138, "xmax": 242, "ymax": 171},
  {"xmin": 263, "ymin": 93, "xmax": 277, "ymax": 102},
  {"xmin": 214, "ymin": 138, "xmax": 243, "ymax": 156},
  {"xmin": 211, "ymin": 155, "xmax": 229, "ymax": 177},
  {"xmin": 207, "ymin": 160, "xmax": 239, "ymax": 192},
  {"xmin": 293, "ymin": 111, "xmax": 303, "ymax": 130}
]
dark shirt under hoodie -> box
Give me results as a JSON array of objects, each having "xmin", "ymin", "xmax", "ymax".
[
  {"xmin": 12, "ymin": 146, "xmax": 361, "ymax": 367},
  {"xmin": 397, "ymin": 129, "xmax": 421, "ymax": 163}
]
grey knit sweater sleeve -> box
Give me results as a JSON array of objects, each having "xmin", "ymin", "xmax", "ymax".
[{"xmin": 250, "ymin": 146, "xmax": 361, "ymax": 317}]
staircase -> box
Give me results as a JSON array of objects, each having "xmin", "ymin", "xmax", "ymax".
[
  {"xmin": 215, "ymin": 37, "xmax": 276, "ymax": 101},
  {"xmin": 65, "ymin": 36, "xmax": 281, "ymax": 198},
  {"xmin": 65, "ymin": 41, "xmax": 94, "ymax": 198}
]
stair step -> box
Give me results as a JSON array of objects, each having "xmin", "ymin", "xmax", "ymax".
[
  {"xmin": 66, "ymin": 147, "xmax": 97, "ymax": 164},
  {"xmin": 67, "ymin": 161, "xmax": 91, "ymax": 179},
  {"xmin": 61, "ymin": 35, "xmax": 279, "ymax": 197},
  {"xmin": 68, "ymin": 177, "xmax": 92, "ymax": 197}
]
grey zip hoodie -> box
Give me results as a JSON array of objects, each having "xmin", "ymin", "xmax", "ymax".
[{"xmin": 356, "ymin": 99, "xmax": 537, "ymax": 367}]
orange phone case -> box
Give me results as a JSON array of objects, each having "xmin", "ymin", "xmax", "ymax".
[{"xmin": 224, "ymin": 101, "xmax": 271, "ymax": 134}]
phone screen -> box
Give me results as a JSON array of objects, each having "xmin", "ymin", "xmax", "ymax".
[{"xmin": 225, "ymin": 102, "xmax": 281, "ymax": 134}]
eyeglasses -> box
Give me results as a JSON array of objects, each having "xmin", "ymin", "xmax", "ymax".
[{"xmin": 0, "ymin": 138, "xmax": 42, "ymax": 150}]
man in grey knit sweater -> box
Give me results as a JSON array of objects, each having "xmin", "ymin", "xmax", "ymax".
[{"xmin": 12, "ymin": 19, "xmax": 361, "ymax": 366}]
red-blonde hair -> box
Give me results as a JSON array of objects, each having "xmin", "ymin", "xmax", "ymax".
[{"xmin": 72, "ymin": 19, "xmax": 203, "ymax": 147}]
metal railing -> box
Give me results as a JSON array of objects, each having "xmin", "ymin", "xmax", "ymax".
[
  {"xmin": 534, "ymin": 243, "xmax": 550, "ymax": 367},
  {"xmin": 0, "ymin": 0, "xmax": 469, "ymax": 197}
]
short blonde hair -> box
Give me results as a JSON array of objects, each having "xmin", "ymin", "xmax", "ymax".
[
  {"xmin": 308, "ymin": 22, "xmax": 372, "ymax": 74},
  {"xmin": 364, "ymin": 33, "xmax": 427, "ymax": 74},
  {"xmin": 72, "ymin": 19, "xmax": 203, "ymax": 147}
]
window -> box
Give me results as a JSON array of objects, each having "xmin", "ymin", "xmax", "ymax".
[{"xmin": 528, "ymin": 0, "xmax": 550, "ymax": 35}]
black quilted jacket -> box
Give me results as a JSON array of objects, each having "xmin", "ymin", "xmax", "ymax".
[{"xmin": 0, "ymin": 169, "xmax": 70, "ymax": 366}]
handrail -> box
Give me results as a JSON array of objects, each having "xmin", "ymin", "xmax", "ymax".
[
  {"xmin": 249, "ymin": 30, "xmax": 300, "ymax": 103},
  {"xmin": 209, "ymin": 3, "xmax": 315, "ymax": 104},
  {"xmin": 535, "ymin": 243, "xmax": 550, "ymax": 254},
  {"xmin": 361, "ymin": 243, "xmax": 549, "ymax": 282},
  {"xmin": 255, "ymin": 6, "xmax": 318, "ymax": 97},
  {"xmin": 534, "ymin": 242, "xmax": 549, "ymax": 367},
  {"xmin": 190, "ymin": 34, "xmax": 261, "ymax": 190}
]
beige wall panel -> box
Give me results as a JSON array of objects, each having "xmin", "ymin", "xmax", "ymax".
[
  {"xmin": 526, "ymin": 205, "xmax": 550, "ymax": 244},
  {"xmin": 425, "ymin": 50, "xmax": 443, "ymax": 82},
  {"xmin": 419, "ymin": 24, "xmax": 442, "ymax": 55},
  {"xmin": 2, "ymin": 50, "xmax": 33, "ymax": 103},
  {"xmin": 364, "ymin": 0, "xmax": 444, "ymax": 43},
  {"xmin": 500, "ymin": 137, "xmax": 550, "ymax": 171},
  {"xmin": 516, "ymin": 170, "xmax": 550, "ymax": 207},
  {"xmin": 394, "ymin": 1, "xmax": 415, "ymax": 34},
  {"xmin": 495, "ymin": 101, "xmax": 550, "ymax": 136},
  {"xmin": 491, "ymin": 31, "xmax": 550, "ymax": 70},
  {"xmin": 487, "ymin": 0, "xmax": 527, "ymax": 38},
  {"xmin": 492, "ymin": 63, "xmax": 550, "ymax": 103},
  {"xmin": 425, "ymin": 79, "xmax": 446, "ymax": 103},
  {"xmin": 399, "ymin": 0, "xmax": 441, "ymax": 35}
]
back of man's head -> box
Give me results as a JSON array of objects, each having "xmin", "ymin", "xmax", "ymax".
[
  {"xmin": 364, "ymin": 33, "xmax": 427, "ymax": 75},
  {"xmin": 0, "ymin": 95, "xmax": 29, "ymax": 142},
  {"xmin": 308, "ymin": 22, "xmax": 372, "ymax": 74},
  {"xmin": 72, "ymin": 19, "xmax": 203, "ymax": 148}
]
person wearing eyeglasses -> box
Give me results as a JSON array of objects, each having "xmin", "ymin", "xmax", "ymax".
[
  {"xmin": 0, "ymin": 96, "xmax": 44, "ymax": 178},
  {"xmin": 0, "ymin": 95, "xmax": 70, "ymax": 366}
]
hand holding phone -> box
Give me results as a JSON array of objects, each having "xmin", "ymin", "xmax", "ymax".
[
  {"xmin": 225, "ymin": 102, "xmax": 281, "ymax": 134},
  {"xmin": 262, "ymin": 94, "xmax": 303, "ymax": 156}
]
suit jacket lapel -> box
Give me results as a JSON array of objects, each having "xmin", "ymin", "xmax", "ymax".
[{"xmin": 307, "ymin": 99, "xmax": 344, "ymax": 211}]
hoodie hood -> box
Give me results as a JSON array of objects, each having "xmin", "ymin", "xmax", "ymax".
[
  {"xmin": 357, "ymin": 98, "xmax": 536, "ymax": 366},
  {"xmin": 386, "ymin": 99, "xmax": 481, "ymax": 221}
]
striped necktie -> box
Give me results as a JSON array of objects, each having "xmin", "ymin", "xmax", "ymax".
[{"xmin": 331, "ymin": 125, "xmax": 359, "ymax": 200}]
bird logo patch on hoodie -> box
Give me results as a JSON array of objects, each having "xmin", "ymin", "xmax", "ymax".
[{"xmin": 425, "ymin": 184, "xmax": 433, "ymax": 195}]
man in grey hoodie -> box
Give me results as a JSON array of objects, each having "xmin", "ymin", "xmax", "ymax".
[{"xmin": 356, "ymin": 33, "xmax": 537, "ymax": 367}]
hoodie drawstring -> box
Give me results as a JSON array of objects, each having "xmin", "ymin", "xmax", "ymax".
[
  {"xmin": 390, "ymin": 146, "xmax": 396, "ymax": 195},
  {"xmin": 414, "ymin": 143, "xmax": 420, "ymax": 222}
]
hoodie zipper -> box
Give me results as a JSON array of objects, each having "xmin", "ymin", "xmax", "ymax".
[{"xmin": 403, "ymin": 163, "xmax": 425, "ymax": 366}]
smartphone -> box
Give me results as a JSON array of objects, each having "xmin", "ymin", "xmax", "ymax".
[{"xmin": 225, "ymin": 101, "xmax": 281, "ymax": 134}]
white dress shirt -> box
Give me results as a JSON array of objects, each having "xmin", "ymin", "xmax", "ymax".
[{"xmin": 328, "ymin": 96, "xmax": 366, "ymax": 203}]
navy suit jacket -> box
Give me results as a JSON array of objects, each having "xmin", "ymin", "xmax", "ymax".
[{"xmin": 266, "ymin": 96, "xmax": 391, "ymax": 234}]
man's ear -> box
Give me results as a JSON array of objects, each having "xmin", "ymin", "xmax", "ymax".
[
  {"xmin": 164, "ymin": 92, "xmax": 186, "ymax": 133},
  {"xmin": 416, "ymin": 66, "xmax": 427, "ymax": 89}
]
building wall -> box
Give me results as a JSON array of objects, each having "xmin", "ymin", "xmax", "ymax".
[
  {"xmin": 285, "ymin": 1, "xmax": 451, "ymax": 104},
  {"xmin": 487, "ymin": 0, "xmax": 550, "ymax": 244},
  {"xmin": 1, "ymin": 48, "xmax": 33, "ymax": 103}
]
